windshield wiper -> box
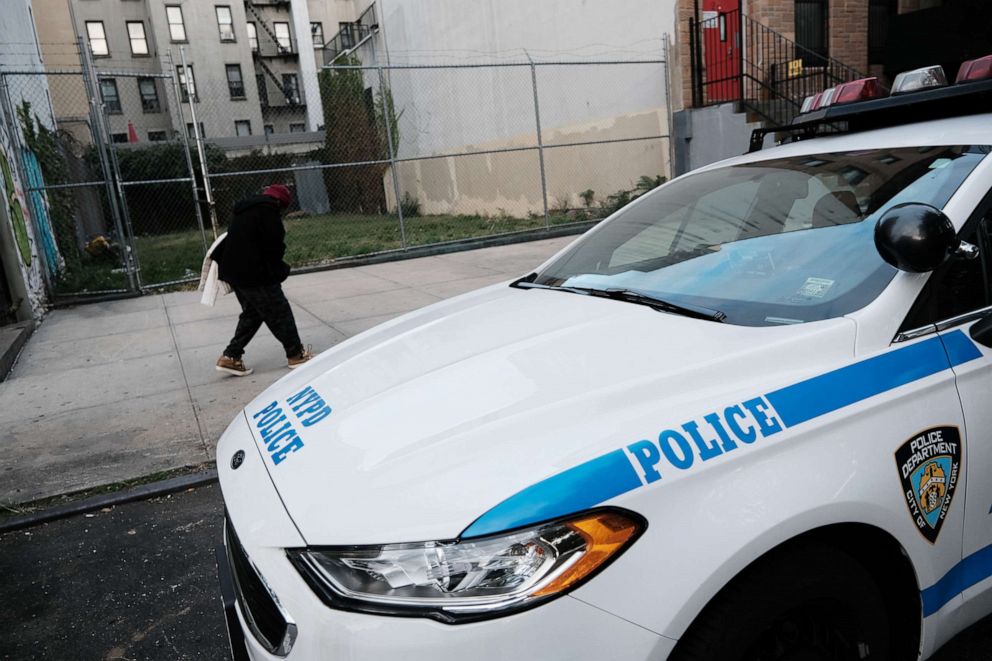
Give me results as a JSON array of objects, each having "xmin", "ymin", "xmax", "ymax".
[
  {"xmin": 512, "ymin": 278, "xmax": 726, "ymax": 322},
  {"xmin": 512, "ymin": 280, "xmax": 593, "ymax": 296},
  {"xmin": 581, "ymin": 287, "xmax": 726, "ymax": 322}
]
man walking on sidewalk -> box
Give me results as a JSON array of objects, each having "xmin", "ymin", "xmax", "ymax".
[{"xmin": 213, "ymin": 184, "xmax": 312, "ymax": 376}]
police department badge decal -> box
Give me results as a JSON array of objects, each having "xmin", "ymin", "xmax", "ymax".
[{"xmin": 894, "ymin": 426, "xmax": 961, "ymax": 544}]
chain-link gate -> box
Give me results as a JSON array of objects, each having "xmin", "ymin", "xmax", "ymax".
[
  {"xmin": 0, "ymin": 43, "xmax": 207, "ymax": 296},
  {"xmin": 1, "ymin": 37, "xmax": 671, "ymax": 297},
  {"xmin": 2, "ymin": 66, "xmax": 133, "ymax": 295}
]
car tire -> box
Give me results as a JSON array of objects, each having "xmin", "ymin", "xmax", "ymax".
[{"xmin": 669, "ymin": 544, "xmax": 893, "ymax": 661}]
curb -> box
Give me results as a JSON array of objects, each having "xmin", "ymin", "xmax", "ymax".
[
  {"xmin": 0, "ymin": 320, "xmax": 34, "ymax": 382},
  {"xmin": 0, "ymin": 470, "xmax": 219, "ymax": 534}
]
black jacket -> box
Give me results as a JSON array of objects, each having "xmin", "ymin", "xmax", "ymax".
[{"xmin": 214, "ymin": 195, "xmax": 291, "ymax": 287}]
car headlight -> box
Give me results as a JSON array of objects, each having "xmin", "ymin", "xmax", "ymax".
[{"xmin": 287, "ymin": 508, "xmax": 645, "ymax": 623}]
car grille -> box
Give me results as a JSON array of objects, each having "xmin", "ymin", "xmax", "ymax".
[{"xmin": 225, "ymin": 517, "xmax": 297, "ymax": 656}]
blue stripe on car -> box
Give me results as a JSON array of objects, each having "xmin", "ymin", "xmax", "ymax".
[
  {"xmin": 461, "ymin": 449, "xmax": 641, "ymax": 538},
  {"xmin": 923, "ymin": 543, "xmax": 992, "ymax": 616},
  {"xmin": 465, "ymin": 331, "xmax": 979, "ymax": 537},
  {"xmin": 462, "ymin": 330, "xmax": 986, "ymax": 613},
  {"xmin": 765, "ymin": 335, "xmax": 956, "ymax": 428}
]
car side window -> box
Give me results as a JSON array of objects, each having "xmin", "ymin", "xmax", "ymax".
[{"xmin": 901, "ymin": 212, "xmax": 992, "ymax": 331}]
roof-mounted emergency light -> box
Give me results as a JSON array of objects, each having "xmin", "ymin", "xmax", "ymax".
[
  {"xmin": 956, "ymin": 54, "xmax": 992, "ymax": 84},
  {"xmin": 891, "ymin": 65, "xmax": 948, "ymax": 94},
  {"xmin": 832, "ymin": 77, "xmax": 885, "ymax": 105},
  {"xmin": 818, "ymin": 86, "xmax": 838, "ymax": 108},
  {"xmin": 800, "ymin": 92, "xmax": 823, "ymax": 113}
]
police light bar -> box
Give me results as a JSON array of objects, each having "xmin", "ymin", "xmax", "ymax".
[
  {"xmin": 956, "ymin": 54, "xmax": 992, "ymax": 83},
  {"xmin": 832, "ymin": 77, "xmax": 885, "ymax": 105},
  {"xmin": 891, "ymin": 65, "xmax": 948, "ymax": 94}
]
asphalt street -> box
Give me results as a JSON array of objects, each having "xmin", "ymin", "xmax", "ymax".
[{"xmin": 1, "ymin": 485, "xmax": 990, "ymax": 661}]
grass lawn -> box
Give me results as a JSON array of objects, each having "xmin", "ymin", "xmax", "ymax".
[{"xmin": 54, "ymin": 211, "xmax": 591, "ymax": 295}]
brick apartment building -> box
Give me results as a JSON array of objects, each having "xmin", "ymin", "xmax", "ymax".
[{"xmin": 670, "ymin": 0, "xmax": 991, "ymax": 172}]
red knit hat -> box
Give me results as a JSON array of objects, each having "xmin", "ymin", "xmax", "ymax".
[{"xmin": 263, "ymin": 184, "xmax": 292, "ymax": 209}]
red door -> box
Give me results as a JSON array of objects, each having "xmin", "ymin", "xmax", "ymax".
[{"xmin": 701, "ymin": 0, "xmax": 742, "ymax": 102}]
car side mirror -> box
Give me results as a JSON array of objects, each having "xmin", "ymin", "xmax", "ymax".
[
  {"xmin": 970, "ymin": 313, "xmax": 992, "ymax": 348},
  {"xmin": 874, "ymin": 203, "xmax": 976, "ymax": 273}
]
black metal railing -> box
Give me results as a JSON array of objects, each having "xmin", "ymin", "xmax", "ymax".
[
  {"xmin": 323, "ymin": 23, "xmax": 373, "ymax": 65},
  {"xmin": 322, "ymin": 5, "xmax": 378, "ymax": 65},
  {"xmin": 690, "ymin": 9, "xmax": 867, "ymax": 127}
]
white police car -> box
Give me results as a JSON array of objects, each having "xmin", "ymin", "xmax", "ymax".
[{"xmin": 217, "ymin": 59, "xmax": 992, "ymax": 660}]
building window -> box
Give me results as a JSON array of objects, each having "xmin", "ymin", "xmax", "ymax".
[
  {"xmin": 126, "ymin": 21, "xmax": 148, "ymax": 56},
  {"xmin": 148, "ymin": 130, "xmax": 167, "ymax": 142},
  {"xmin": 311, "ymin": 22, "xmax": 323, "ymax": 47},
  {"xmin": 264, "ymin": 124, "xmax": 274, "ymax": 135},
  {"xmin": 795, "ymin": 0, "xmax": 828, "ymax": 65},
  {"xmin": 339, "ymin": 22, "xmax": 355, "ymax": 50},
  {"xmin": 256, "ymin": 74, "xmax": 268, "ymax": 107},
  {"xmin": 274, "ymin": 22, "xmax": 292, "ymax": 52},
  {"xmin": 215, "ymin": 6, "xmax": 236, "ymax": 42},
  {"xmin": 138, "ymin": 77, "xmax": 160, "ymax": 112},
  {"xmin": 186, "ymin": 122, "xmax": 205, "ymax": 138},
  {"xmin": 289, "ymin": 123, "xmax": 305, "ymax": 133},
  {"xmin": 176, "ymin": 65, "xmax": 197, "ymax": 102},
  {"xmin": 111, "ymin": 133, "xmax": 129, "ymax": 144},
  {"xmin": 282, "ymin": 73, "xmax": 299, "ymax": 104},
  {"xmin": 166, "ymin": 6, "xmax": 187, "ymax": 43},
  {"xmin": 235, "ymin": 120, "xmax": 252, "ymax": 136},
  {"xmin": 226, "ymin": 64, "xmax": 246, "ymax": 99},
  {"xmin": 86, "ymin": 21, "xmax": 109, "ymax": 57},
  {"xmin": 100, "ymin": 78, "xmax": 122, "ymax": 114},
  {"xmin": 247, "ymin": 22, "xmax": 258, "ymax": 52}
]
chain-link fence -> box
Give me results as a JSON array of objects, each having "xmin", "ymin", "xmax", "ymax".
[{"xmin": 0, "ymin": 40, "xmax": 671, "ymax": 297}]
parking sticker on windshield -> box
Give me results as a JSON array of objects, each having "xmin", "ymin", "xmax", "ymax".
[
  {"xmin": 797, "ymin": 277, "xmax": 834, "ymax": 299},
  {"xmin": 895, "ymin": 426, "xmax": 961, "ymax": 544}
]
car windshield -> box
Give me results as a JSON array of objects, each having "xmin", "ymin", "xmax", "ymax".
[{"xmin": 533, "ymin": 145, "xmax": 990, "ymax": 326}]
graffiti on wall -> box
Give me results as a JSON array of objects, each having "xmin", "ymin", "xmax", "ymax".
[
  {"xmin": 1, "ymin": 149, "xmax": 31, "ymax": 266},
  {"xmin": 0, "ymin": 112, "xmax": 46, "ymax": 317}
]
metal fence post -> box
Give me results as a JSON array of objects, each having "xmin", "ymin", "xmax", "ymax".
[
  {"xmin": 179, "ymin": 46, "xmax": 219, "ymax": 240},
  {"xmin": 95, "ymin": 86, "xmax": 142, "ymax": 290},
  {"xmin": 167, "ymin": 50, "xmax": 208, "ymax": 253},
  {"xmin": 374, "ymin": 56, "xmax": 406, "ymax": 248},
  {"xmin": 526, "ymin": 53, "xmax": 550, "ymax": 228},
  {"xmin": 79, "ymin": 36, "xmax": 138, "ymax": 291},
  {"xmin": 662, "ymin": 34, "xmax": 675, "ymax": 179}
]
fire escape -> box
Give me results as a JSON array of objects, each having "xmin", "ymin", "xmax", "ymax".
[
  {"xmin": 243, "ymin": 0, "xmax": 304, "ymax": 108},
  {"xmin": 322, "ymin": 4, "xmax": 378, "ymax": 66}
]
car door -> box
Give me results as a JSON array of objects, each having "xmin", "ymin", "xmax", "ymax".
[{"xmin": 904, "ymin": 195, "xmax": 992, "ymax": 625}]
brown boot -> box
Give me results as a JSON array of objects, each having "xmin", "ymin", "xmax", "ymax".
[
  {"xmin": 288, "ymin": 346, "xmax": 313, "ymax": 369},
  {"xmin": 216, "ymin": 355, "xmax": 253, "ymax": 376}
]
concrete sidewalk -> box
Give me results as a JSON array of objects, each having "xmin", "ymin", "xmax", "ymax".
[{"xmin": 0, "ymin": 237, "xmax": 572, "ymax": 505}]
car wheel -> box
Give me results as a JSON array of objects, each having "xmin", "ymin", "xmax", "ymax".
[{"xmin": 669, "ymin": 544, "xmax": 892, "ymax": 661}]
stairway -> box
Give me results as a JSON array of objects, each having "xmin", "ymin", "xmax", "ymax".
[
  {"xmin": 690, "ymin": 10, "xmax": 868, "ymax": 128},
  {"xmin": 243, "ymin": 0, "xmax": 298, "ymax": 105}
]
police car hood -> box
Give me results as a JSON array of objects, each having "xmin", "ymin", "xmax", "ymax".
[{"xmin": 242, "ymin": 285, "xmax": 857, "ymax": 545}]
